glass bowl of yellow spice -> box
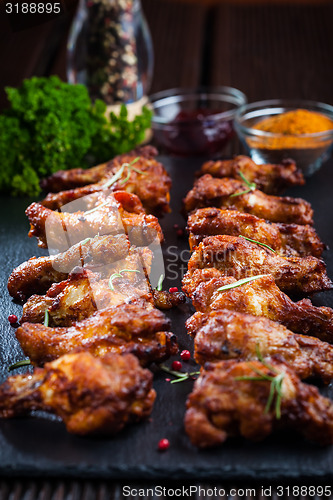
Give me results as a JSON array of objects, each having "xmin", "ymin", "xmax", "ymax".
[{"xmin": 234, "ymin": 99, "xmax": 333, "ymax": 175}]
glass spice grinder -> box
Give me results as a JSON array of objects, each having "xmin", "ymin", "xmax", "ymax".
[{"xmin": 67, "ymin": 0, "xmax": 154, "ymax": 112}]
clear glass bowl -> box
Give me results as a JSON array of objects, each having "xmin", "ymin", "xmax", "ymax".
[
  {"xmin": 234, "ymin": 99, "xmax": 333, "ymax": 176},
  {"xmin": 150, "ymin": 87, "xmax": 247, "ymax": 157}
]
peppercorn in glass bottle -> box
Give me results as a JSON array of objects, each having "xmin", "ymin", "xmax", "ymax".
[{"xmin": 67, "ymin": 0, "xmax": 154, "ymax": 114}]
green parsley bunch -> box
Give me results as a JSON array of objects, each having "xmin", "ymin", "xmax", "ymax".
[{"xmin": 0, "ymin": 76, "xmax": 152, "ymax": 196}]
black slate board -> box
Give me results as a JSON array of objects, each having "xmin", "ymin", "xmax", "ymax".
[{"xmin": 0, "ymin": 155, "xmax": 333, "ymax": 481}]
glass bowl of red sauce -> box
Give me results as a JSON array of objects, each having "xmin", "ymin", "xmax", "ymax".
[{"xmin": 150, "ymin": 87, "xmax": 247, "ymax": 156}]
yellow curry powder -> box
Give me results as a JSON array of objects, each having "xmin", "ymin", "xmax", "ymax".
[{"xmin": 251, "ymin": 109, "xmax": 333, "ymax": 149}]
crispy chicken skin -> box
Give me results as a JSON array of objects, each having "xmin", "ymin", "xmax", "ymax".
[
  {"xmin": 187, "ymin": 309, "xmax": 333, "ymax": 382},
  {"xmin": 187, "ymin": 235, "xmax": 332, "ymax": 294},
  {"xmin": 26, "ymin": 191, "xmax": 163, "ymax": 250},
  {"xmin": 0, "ymin": 352, "xmax": 156, "ymax": 436},
  {"xmin": 20, "ymin": 260, "xmax": 153, "ymax": 326},
  {"xmin": 185, "ymin": 359, "xmax": 333, "ymax": 447},
  {"xmin": 7, "ymin": 234, "xmax": 147, "ymax": 301},
  {"xmin": 182, "ymin": 269, "xmax": 333, "ymax": 342},
  {"xmin": 16, "ymin": 303, "xmax": 178, "ymax": 366},
  {"xmin": 41, "ymin": 146, "xmax": 171, "ymax": 216},
  {"xmin": 198, "ymin": 156, "xmax": 304, "ymax": 194},
  {"xmin": 187, "ymin": 208, "xmax": 324, "ymax": 257},
  {"xmin": 41, "ymin": 146, "xmax": 159, "ymax": 192},
  {"xmin": 183, "ymin": 175, "xmax": 313, "ymax": 225}
]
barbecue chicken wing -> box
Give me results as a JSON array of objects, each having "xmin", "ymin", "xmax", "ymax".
[
  {"xmin": 16, "ymin": 302, "xmax": 178, "ymax": 366},
  {"xmin": 41, "ymin": 146, "xmax": 171, "ymax": 216},
  {"xmin": 0, "ymin": 352, "xmax": 156, "ymax": 436},
  {"xmin": 187, "ymin": 208, "xmax": 324, "ymax": 257},
  {"xmin": 183, "ymin": 175, "xmax": 313, "ymax": 225},
  {"xmin": 187, "ymin": 309, "xmax": 333, "ymax": 382},
  {"xmin": 182, "ymin": 269, "xmax": 333, "ymax": 342},
  {"xmin": 198, "ymin": 156, "xmax": 304, "ymax": 194},
  {"xmin": 20, "ymin": 258, "xmax": 152, "ymax": 326},
  {"xmin": 7, "ymin": 234, "xmax": 150, "ymax": 302},
  {"xmin": 26, "ymin": 191, "xmax": 163, "ymax": 250},
  {"xmin": 185, "ymin": 359, "xmax": 333, "ymax": 447},
  {"xmin": 187, "ymin": 235, "xmax": 332, "ymax": 294}
]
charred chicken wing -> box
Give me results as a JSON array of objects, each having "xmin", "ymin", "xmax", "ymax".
[
  {"xmin": 187, "ymin": 207, "xmax": 324, "ymax": 256},
  {"xmin": 41, "ymin": 146, "xmax": 171, "ymax": 216},
  {"xmin": 7, "ymin": 234, "xmax": 149, "ymax": 301},
  {"xmin": 16, "ymin": 302, "xmax": 178, "ymax": 366},
  {"xmin": 183, "ymin": 175, "xmax": 313, "ymax": 225},
  {"xmin": 182, "ymin": 269, "xmax": 333, "ymax": 342},
  {"xmin": 26, "ymin": 191, "xmax": 163, "ymax": 250},
  {"xmin": 198, "ymin": 156, "xmax": 304, "ymax": 194},
  {"xmin": 185, "ymin": 359, "xmax": 333, "ymax": 447},
  {"xmin": 187, "ymin": 309, "xmax": 333, "ymax": 382},
  {"xmin": 0, "ymin": 352, "xmax": 156, "ymax": 436},
  {"xmin": 187, "ymin": 235, "xmax": 332, "ymax": 294}
]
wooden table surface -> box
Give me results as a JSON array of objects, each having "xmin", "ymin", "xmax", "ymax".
[{"xmin": 1, "ymin": 1, "xmax": 333, "ymax": 498}]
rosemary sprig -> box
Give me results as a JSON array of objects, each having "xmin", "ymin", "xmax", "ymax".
[
  {"xmin": 8, "ymin": 359, "xmax": 31, "ymax": 372},
  {"xmin": 44, "ymin": 309, "xmax": 49, "ymax": 327},
  {"xmin": 230, "ymin": 171, "xmax": 256, "ymax": 198},
  {"xmin": 102, "ymin": 157, "xmax": 146, "ymax": 189},
  {"xmin": 155, "ymin": 274, "xmax": 164, "ymax": 291},
  {"xmin": 80, "ymin": 237, "xmax": 92, "ymax": 245},
  {"xmin": 235, "ymin": 344, "xmax": 285, "ymax": 419},
  {"xmin": 239, "ymin": 235, "xmax": 276, "ymax": 253},
  {"xmin": 160, "ymin": 365, "xmax": 200, "ymax": 384},
  {"xmin": 108, "ymin": 268, "xmax": 140, "ymax": 291},
  {"xmin": 216, "ymin": 274, "xmax": 268, "ymax": 292}
]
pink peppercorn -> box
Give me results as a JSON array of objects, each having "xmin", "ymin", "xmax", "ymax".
[
  {"xmin": 180, "ymin": 350, "xmax": 191, "ymax": 361},
  {"xmin": 171, "ymin": 360, "xmax": 182, "ymax": 371},
  {"xmin": 8, "ymin": 314, "xmax": 18, "ymax": 325},
  {"xmin": 158, "ymin": 438, "xmax": 170, "ymax": 451}
]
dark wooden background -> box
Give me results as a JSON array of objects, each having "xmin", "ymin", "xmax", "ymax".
[{"xmin": 1, "ymin": 0, "xmax": 333, "ymax": 110}]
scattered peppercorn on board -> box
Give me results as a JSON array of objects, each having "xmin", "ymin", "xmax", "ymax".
[{"xmin": 0, "ymin": 155, "xmax": 332, "ymax": 481}]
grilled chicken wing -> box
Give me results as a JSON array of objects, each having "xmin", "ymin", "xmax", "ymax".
[
  {"xmin": 183, "ymin": 174, "xmax": 313, "ymax": 225},
  {"xmin": 187, "ymin": 235, "xmax": 332, "ymax": 294},
  {"xmin": 20, "ymin": 258, "xmax": 153, "ymax": 326},
  {"xmin": 7, "ymin": 234, "xmax": 150, "ymax": 301},
  {"xmin": 198, "ymin": 156, "xmax": 304, "ymax": 194},
  {"xmin": 41, "ymin": 146, "xmax": 171, "ymax": 216},
  {"xmin": 0, "ymin": 352, "xmax": 156, "ymax": 436},
  {"xmin": 187, "ymin": 208, "xmax": 324, "ymax": 257},
  {"xmin": 21, "ymin": 263, "xmax": 185, "ymax": 326},
  {"xmin": 182, "ymin": 269, "xmax": 333, "ymax": 342},
  {"xmin": 185, "ymin": 359, "xmax": 333, "ymax": 447},
  {"xmin": 16, "ymin": 303, "xmax": 178, "ymax": 366},
  {"xmin": 26, "ymin": 191, "xmax": 163, "ymax": 250},
  {"xmin": 187, "ymin": 309, "xmax": 333, "ymax": 382}
]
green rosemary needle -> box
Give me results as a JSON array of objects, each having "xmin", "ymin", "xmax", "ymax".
[
  {"xmin": 84, "ymin": 200, "xmax": 109, "ymax": 215},
  {"xmin": 102, "ymin": 157, "xmax": 143, "ymax": 189},
  {"xmin": 44, "ymin": 309, "xmax": 49, "ymax": 327},
  {"xmin": 80, "ymin": 237, "xmax": 92, "ymax": 245},
  {"xmin": 160, "ymin": 365, "xmax": 200, "ymax": 383},
  {"xmin": 230, "ymin": 170, "xmax": 256, "ymax": 198},
  {"xmin": 216, "ymin": 274, "xmax": 268, "ymax": 292},
  {"xmin": 235, "ymin": 344, "xmax": 285, "ymax": 419},
  {"xmin": 239, "ymin": 235, "xmax": 276, "ymax": 253},
  {"xmin": 108, "ymin": 268, "xmax": 140, "ymax": 291},
  {"xmin": 156, "ymin": 274, "xmax": 164, "ymax": 291}
]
